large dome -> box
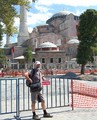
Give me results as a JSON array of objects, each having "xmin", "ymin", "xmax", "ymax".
[
  {"xmin": 38, "ymin": 42, "xmax": 57, "ymax": 48},
  {"xmin": 46, "ymin": 10, "xmax": 71, "ymax": 24},
  {"xmin": 52, "ymin": 11, "xmax": 70, "ymax": 18}
]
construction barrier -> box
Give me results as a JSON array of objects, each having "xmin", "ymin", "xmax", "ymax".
[{"xmin": 71, "ymin": 80, "xmax": 97, "ymax": 109}]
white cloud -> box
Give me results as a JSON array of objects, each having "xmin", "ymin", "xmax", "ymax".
[
  {"xmin": 36, "ymin": 0, "xmax": 97, "ymax": 6},
  {"xmin": 34, "ymin": 4, "xmax": 50, "ymax": 13},
  {"xmin": 27, "ymin": 11, "xmax": 53, "ymax": 26},
  {"xmin": 28, "ymin": 26, "xmax": 33, "ymax": 33},
  {"xmin": 74, "ymin": 10, "xmax": 83, "ymax": 16},
  {"xmin": 14, "ymin": 17, "xmax": 19, "ymax": 27}
]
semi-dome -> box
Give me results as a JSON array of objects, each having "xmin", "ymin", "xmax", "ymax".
[{"xmin": 38, "ymin": 42, "xmax": 57, "ymax": 48}]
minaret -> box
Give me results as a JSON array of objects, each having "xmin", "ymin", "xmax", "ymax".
[
  {"xmin": 18, "ymin": 6, "xmax": 29, "ymax": 46},
  {"xmin": 6, "ymin": 35, "xmax": 11, "ymax": 45}
]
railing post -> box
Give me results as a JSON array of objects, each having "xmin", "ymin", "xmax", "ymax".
[
  {"xmin": 14, "ymin": 78, "xmax": 21, "ymax": 120},
  {"xmin": 0, "ymin": 80, "xmax": 1, "ymax": 113},
  {"xmin": 71, "ymin": 79, "xmax": 74, "ymax": 110}
]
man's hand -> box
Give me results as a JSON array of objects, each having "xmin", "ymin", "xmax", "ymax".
[
  {"xmin": 29, "ymin": 78, "xmax": 33, "ymax": 84},
  {"xmin": 24, "ymin": 72, "xmax": 33, "ymax": 83},
  {"xmin": 42, "ymin": 76, "xmax": 46, "ymax": 81}
]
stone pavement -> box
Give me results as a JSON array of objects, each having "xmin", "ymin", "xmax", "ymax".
[{"xmin": 0, "ymin": 107, "xmax": 97, "ymax": 120}]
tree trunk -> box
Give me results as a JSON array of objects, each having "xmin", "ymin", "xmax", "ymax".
[{"xmin": 81, "ymin": 64, "xmax": 85, "ymax": 74}]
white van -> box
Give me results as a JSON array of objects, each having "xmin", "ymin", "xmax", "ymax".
[{"xmin": 85, "ymin": 65, "xmax": 96, "ymax": 69}]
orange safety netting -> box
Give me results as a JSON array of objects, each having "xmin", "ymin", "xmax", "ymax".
[{"xmin": 71, "ymin": 80, "xmax": 97, "ymax": 108}]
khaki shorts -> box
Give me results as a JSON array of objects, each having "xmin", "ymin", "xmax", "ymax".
[{"xmin": 31, "ymin": 91, "xmax": 44, "ymax": 103}]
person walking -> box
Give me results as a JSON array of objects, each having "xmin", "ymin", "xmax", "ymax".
[{"xmin": 24, "ymin": 61, "xmax": 53, "ymax": 120}]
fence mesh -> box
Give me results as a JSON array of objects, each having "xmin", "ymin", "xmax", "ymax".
[{"xmin": 71, "ymin": 80, "xmax": 97, "ymax": 108}]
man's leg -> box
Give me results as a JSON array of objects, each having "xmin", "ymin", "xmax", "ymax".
[
  {"xmin": 41, "ymin": 100, "xmax": 48, "ymax": 114},
  {"xmin": 32, "ymin": 102, "xmax": 36, "ymax": 116},
  {"xmin": 41, "ymin": 100, "xmax": 46, "ymax": 110},
  {"xmin": 39, "ymin": 94, "xmax": 53, "ymax": 118},
  {"xmin": 31, "ymin": 92, "xmax": 40, "ymax": 119}
]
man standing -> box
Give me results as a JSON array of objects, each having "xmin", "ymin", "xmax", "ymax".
[{"xmin": 24, "ymin": 61, "xmax": 53, "ymax": 120}]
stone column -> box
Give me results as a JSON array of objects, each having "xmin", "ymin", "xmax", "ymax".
[
  {"xmin": 18, "ymin": 6, "xmax": 29, "ymax": 46},
  {"xmin": 6, "ymin": 35, "xmax": 11, "ymax": 45}
]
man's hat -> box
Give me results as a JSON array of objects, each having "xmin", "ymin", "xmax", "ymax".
[{"xmin": 35, "ymin": 61, "xmax": 41, "ymax": 65}]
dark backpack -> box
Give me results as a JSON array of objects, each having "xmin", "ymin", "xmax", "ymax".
[
  {"xmin": 26, "ymin": 69, "xmax": 42, "ymax": 92},
  {"xmin": 26, "ymin": 68, "xmax": 35, "ymax": 87}
]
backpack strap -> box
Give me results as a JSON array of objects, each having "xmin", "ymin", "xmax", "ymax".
[{"xmin": 29, "ymin": 68, "xmax": 35, "ymax": 80}]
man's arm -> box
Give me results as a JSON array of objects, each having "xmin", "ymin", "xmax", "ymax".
[
  {"xmin": 42, "ymin": 76, "xmax": 46, "ymax": 81},
  {"xmin": 24, "ymin": 71, "xmax": 33, "ymax": 84},
  {"xmin": 40, "ymin": 70, "xmax": 47, "ymax": 81}
]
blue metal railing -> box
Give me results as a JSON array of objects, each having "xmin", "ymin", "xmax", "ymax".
[{"xmin": 0, "ymin": 76, "xmax": 71, "ymax": 119}]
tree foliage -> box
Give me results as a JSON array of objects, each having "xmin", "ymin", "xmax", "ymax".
[
  {"xmin": 92, "ymin": 46, "xmax": 97, "ymax": 55},
  {"xmin": 23, "ymin": 47, "xmax": 32, "ymax": 68},
  {"xmin": 0, "ymin": 0, "xmax": 36, "ymax": 47},
  {"xmin": 78, "ymin": 9, "xmax": 97, "ymax": 46},
  {"xmin": 0, "ymin": 24, "xmax": 3, "ymax": 45},
  {"xmin": 77, "ymin": 9, "xmax": 97, "ymax": 74},
  {"xmin": 0, "ymin": 49, "xmax": 6, "ymax": 68}
]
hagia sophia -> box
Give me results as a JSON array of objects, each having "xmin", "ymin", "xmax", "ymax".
[{"xmin": 4, "ymin": 6, "xmax": 79, "ymax": 70}]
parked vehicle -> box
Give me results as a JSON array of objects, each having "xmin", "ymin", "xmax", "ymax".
[{"xmin": 85, "ymin": 65, "xmax": 96, "ymax": 69}]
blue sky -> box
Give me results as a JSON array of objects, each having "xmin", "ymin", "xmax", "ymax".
[{"xmin": 2, "ymin": 0, "xmax": 97, "ymax": 47}]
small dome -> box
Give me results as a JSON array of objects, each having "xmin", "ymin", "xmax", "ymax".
[
  {"xmin": 38, "ymin": 42, "xmax": 57, "ymax": 48},
  {"xmin": 67, "ymin": 39, "xmax": 80, "ymax": 44}
]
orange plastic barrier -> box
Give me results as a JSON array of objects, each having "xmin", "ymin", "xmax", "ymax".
[{"xmin": 71, "ymin": 80, "xmax": 97, "ymax": 108}]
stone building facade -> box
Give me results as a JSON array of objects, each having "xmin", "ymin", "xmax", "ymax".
[{"xmin": 4, "ymin": 8, "xmax": 79, "ymax": 70}]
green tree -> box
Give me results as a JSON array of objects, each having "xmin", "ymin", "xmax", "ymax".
[
  {"xmin": 0, "ymin": 0, "xmax": 36, "ymax": 46},
  {"xmin": 0, "ymin": 49, "xmax": 6, "ymax": 68},
  {"xmin": 23, "ymin": 47, "xmax": 32, "ymax": 68},
  {"xmin": 92, "ymin": 46, "xmax": 97, "ymax": 55},
  {"xmin": 0, "ymin": 24, "xmax": 3, "ymax": 45},
  {"xmin": 77, "ymin": 9, "xmax": 97, "ymax": 74},
  {"xmin": 0, "ymin": 0, "xmax": 36, "ymax": 68}
]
